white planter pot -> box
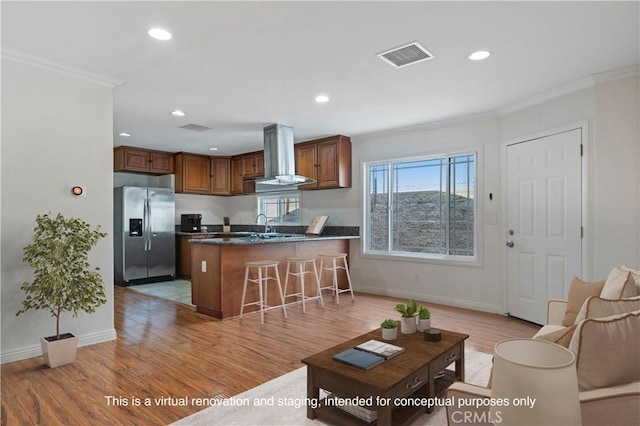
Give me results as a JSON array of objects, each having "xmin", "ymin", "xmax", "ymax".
[
  {"xmin": 41, "ymin": 333, "xmax": 78, "ymax": 368},
  {"xmin": 400, "ymin": 316, "xmax": 417, "ymax": 334},
  {"xmin": 382, "ymin": 327, "xmax": 398, "ymax": 341},
  {"xmin": 417, "ymin": 318, "xmax": 431, "ymax": 332}
]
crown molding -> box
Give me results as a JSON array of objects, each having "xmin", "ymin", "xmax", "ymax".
[
  {"xmin": 592, "ymin": 64, "xmax": 640, "ymax": 84},
  {"xmin": 497, "ymin": 64, "xmax": 640, "ymax": 116},
  {"xmin": 496, "ymin": 75, "xmax": 595, "ymax": 116},
  {"xmin": 355, "ymin": 110, "xmax": 498, "ymax": 140},
  {"xmin": 1, "ymin": 48, "xmax": 124, "ymax": 88}
]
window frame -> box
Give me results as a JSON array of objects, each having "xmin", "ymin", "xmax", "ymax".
[
  {"xmin": 257, "ymin": 191, "xmax": 302, "ymax": 225},
  {"xmin": 362, "ymin": 148, "xmax": 482, "ymax": 267}
]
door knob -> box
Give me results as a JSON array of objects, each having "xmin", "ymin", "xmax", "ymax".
[{"xmin": 506, "ymin": 241, "xmax": 515, "ymax": 248}]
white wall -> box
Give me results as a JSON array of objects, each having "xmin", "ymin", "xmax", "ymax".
[
  {"xmin": 174, "ymin": 193, "xmax": 229, "ymax": 226},
  {"xmin": 593, "ymin": 75, "xmax": 640, "ymax": 275},
  {"xmin": 1, "ymin": 58, "xmax": 116, "ymax": 363}
]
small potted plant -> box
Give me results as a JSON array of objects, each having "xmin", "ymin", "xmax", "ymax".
[
  {"xmin": 380, "ymin": 319, "xmax": 398, "ymax": 341},
  {"xmin": 394, "ymin": 299, "xmax": 421, "ymax": 334},
  {"xmin": 417, "ymin": 306, "xmax": 431, "ymax": 332},
  {"xmin": 16, "ymin": 213, "xmax": 107, "ymax": 368}
]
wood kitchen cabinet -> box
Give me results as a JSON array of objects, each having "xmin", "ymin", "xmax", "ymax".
[
  {"xmin": 230, "ymin": 156, "xmax": 244, "ymax": 194},
  {"xmin": 177, "ymin": 234, "xmax": 207, "ymax": 278},
  {"xmin": 230, "ymin": 152, "xmax": 261, "ymax": 194},
  {"xmin": 114, "ymin": 146, "xmax": 174, "ymax": 175},
  {"xmin": 295, "ymin": 135, "xmax": 352, "ymax": 190},
  {"xmin": 210, "ymin": 157, "xmax": 231, "ymax": 195},
  {"xmin": 174, "ymin": 153, "xmax": 212, "ymax": 194},
  {"xmin": 238, "ymin": 151, "xmax": 265, "ymax": 179}
]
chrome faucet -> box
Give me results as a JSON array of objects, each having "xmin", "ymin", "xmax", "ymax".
[{"xmin": 255, "ymin": 213, "xmax": 271, "ymax": 233}]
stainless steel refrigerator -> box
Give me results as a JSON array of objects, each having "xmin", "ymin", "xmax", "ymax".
[{"xmin": 114, "ymin": 186, "xmax": 175, "ymax": 285}]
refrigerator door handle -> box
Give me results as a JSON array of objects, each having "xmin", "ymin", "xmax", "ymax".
[{"xmin": 146, "ymin": 198, "xmax": 152, "ymax": 251}]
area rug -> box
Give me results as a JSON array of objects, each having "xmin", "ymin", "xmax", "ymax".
[{"xmin": 172, "ymin": 349, "xmax": 492, "ymax": 426}]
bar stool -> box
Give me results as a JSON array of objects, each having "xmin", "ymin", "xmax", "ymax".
[
  {"xmin": 240, "ymin": 260, "xmax": 288, "ymax": 324},
  {"xmin": 318, "ymin": 253, "xmax": 355, "ymax": 304},
  {"xmin": 283, "ymin": 257, "xmax": 325, "ymax": 313}
]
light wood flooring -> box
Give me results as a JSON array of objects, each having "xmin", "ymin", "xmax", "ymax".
[{"xmin": 1, "ymin": 287, "xmax": 539, "ymax": 425}]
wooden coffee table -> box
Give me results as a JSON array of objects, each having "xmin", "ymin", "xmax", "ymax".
[{"xmin": 302, "ymin": 328, "xmax": 468, "ymax": 426}]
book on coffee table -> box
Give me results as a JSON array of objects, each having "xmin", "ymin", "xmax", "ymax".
[
  {"xmin": 332, "ymin": 348, "xmax": 385, "ymax": 370},
  {"xmin": 355, "ymin": 340, "xmax": 405, "ymax": 360}
]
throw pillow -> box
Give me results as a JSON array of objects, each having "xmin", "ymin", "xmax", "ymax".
[
  {"xmin": 621, "ymin": 265, "xmax": 640, "ymax": 294},
  {"xmin": 533, "ymin": 324, "xmax": 577, "ymax": 348},
  {"xmin": 568, "ymin": 310, "xmax": 640, "ymax": 391},
  {"xmin": 600, "ymin": 267, "xmax": 637, "ymax": 299},
  {"xmin": 562, "ymin": 277, "xmax": 605, "ymax": 326},
  {"xmin": 575, "ymin": 295, "xmax": 640, "ymax": 323}
]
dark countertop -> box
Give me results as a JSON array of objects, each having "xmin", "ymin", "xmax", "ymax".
[
  {"xmin": 188, "ymin": 234, "xmax": 359, "ymax": 246},
  {"xmin": 176, "ymin": 224, "xmax": 359, "ymax": 237}
]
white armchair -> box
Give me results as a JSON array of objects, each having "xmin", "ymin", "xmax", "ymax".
[{"xmin": 445, "ymin": 299, "xmax": 640, "ymax": 426}]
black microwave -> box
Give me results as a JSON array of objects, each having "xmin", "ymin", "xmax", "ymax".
[{"xmin": 180, "ymin": 214, "xmax": 202, "ymax": 232}]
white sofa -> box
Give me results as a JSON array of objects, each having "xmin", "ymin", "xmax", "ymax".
[{"xmin": 445, "ymin": 266, "xmax": 640, "ymax": 426}]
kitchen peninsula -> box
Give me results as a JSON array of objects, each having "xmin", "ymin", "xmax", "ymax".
[{"xmin": 189, "ymin": 233, "xmax": 359, "ymax": 318}]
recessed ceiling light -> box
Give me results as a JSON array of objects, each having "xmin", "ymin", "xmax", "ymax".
[
  {"xmin": 148, "ymin": 28, "xmax": 172, "ymax": 41},
  {"xmin": 468, "ymin": 50, "xmax": 491, "ymax": 61},
  {"xmin": 315, "ymin": 95, "xmax": 330, "ymax": 103},
  {"xmin": 209, "ymin": 147, "xmax": 219, "ymax": 151},
  {"xmin": 118, "ymin": 132, "xmax": 131, "ymax": 137},
  {"xmin": 171, "ymin": 110, "xmax": 186, "ymax": 117}
]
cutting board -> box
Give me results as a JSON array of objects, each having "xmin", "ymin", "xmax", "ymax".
[{"xmin": 306, "ymin": 215, "xmax": 329, "ymax": 235}]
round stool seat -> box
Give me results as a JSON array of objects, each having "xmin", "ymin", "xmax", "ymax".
[
  {"xmin": 285, "ymin": 256, "xmax": 316, "ymax": 262},
  {"xmin": 245, "ymin": 260, "xmax": 279, "ymax": 267}
]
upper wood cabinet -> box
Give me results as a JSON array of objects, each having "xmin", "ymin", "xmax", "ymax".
[
  {"xmin": 114, "ymin": 146, "xmax": 174, "ymax": 175},
  {"xmin": 237, "ymin": 151, "xmax": 265, "ymax": 179},
  {"xmin": 230, "ymin": 151, "xmax": 262, "ymax": 194},
  {"xmin": 174, "ymin": 153, "xmax": 212, "ymax": 194},
  {"xmin": 255, "ymin": 152, "xmax": 265, "ymax": 177},
  {"xmin": 230, "ymin": 156, "xmax": 244, "ymax": 194},
  {"xmin": 295, "ymin": 135, "xmax": 352, "ymax": 190},
  {"xmin": 210, "ymin": 157, "xmax": 231, "ymax": 195}
]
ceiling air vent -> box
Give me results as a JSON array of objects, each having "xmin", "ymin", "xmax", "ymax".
[
  {"xmin": 377, "ymin": 42, "xmax": 434, "ymax": 69},
  {"xmin": 180, "ymin": 123, "xmax": 212, "ymax": 132}
]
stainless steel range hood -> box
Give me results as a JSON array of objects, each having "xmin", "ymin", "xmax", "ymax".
[{"xmin": 255, "ymin": 123, "xmax": 314, "ymax": 191}]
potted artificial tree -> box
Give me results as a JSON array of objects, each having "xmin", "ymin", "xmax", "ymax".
[
  {"xmin": 394, "ymin": 299, "xmax": 421, "ymax": 334},
  {"xmin": 16, "ymin": 213, "xmax": 107, "ymax": 368},
  {"xmin": 417, "ymin": 306, "xmax": 431, "ymax": 332},
  {"xmin": 380, "ymin": 319, "xmax": 398, "ymax": 341}
]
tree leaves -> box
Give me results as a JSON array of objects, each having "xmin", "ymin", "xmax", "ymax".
[{"xmin": 16, "ymin": 213, "xmax": 107, "ymax": 338}]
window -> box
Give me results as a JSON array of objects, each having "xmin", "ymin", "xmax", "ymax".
[
  {"xmin": 364, "ymin": 152, "xmax": 477, "ymax": 261},
  {"xmin": 257, "ymin": 192, "xmax": 301, "ymax": 225}
]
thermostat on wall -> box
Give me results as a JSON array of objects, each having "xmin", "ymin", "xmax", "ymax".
[{"xmin": 71, "ymin": 185, "xmax": 87, "ymax": 197}]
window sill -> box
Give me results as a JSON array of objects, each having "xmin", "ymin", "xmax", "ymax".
[{"xmin": 361, "ymin": 252, "xmax": 482, "ymax": 268}]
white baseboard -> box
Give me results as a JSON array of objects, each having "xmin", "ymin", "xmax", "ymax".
[
  {"xmin": 355, "ymin": 285, "xmax": 504, "ymax": 315},
  {"xmin": 1, "ymin": 328, "xmax": 117, "ymax": 364}
]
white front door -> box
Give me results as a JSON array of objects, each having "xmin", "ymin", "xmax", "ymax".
[{"xmin": 506, "ymin": 128, "xmax": 583, "ymax": 325}]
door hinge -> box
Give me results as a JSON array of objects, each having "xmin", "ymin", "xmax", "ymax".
[
  {"xmin": 580, "ymin": 144, "xmax": 583, "ymax": 156},
  {"xmin": 581, "ymin": 226, "xmax": 584, "ymax": 238}
]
